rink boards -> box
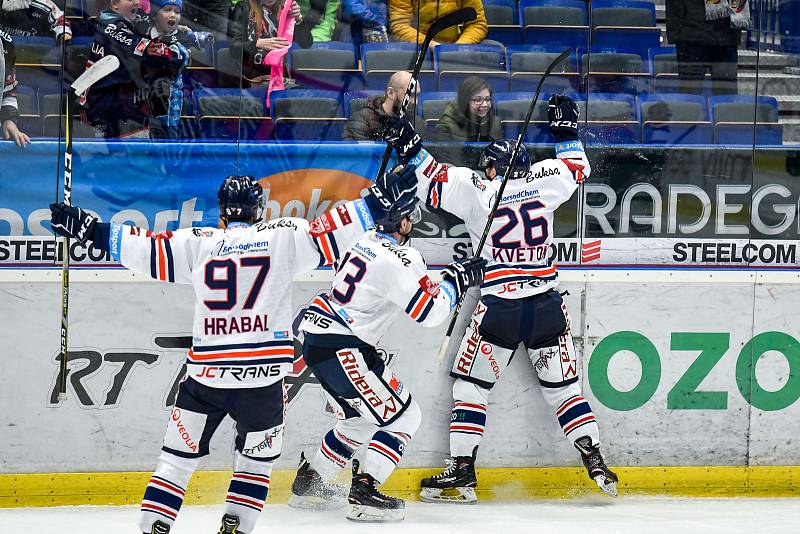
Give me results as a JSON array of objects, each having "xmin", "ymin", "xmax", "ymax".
[{"xmin": 2, "ymin": 267, "xmax": 800, "ymax": 505}]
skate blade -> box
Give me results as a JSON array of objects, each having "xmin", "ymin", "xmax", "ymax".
[
  {"xmin": 594, "ymin": 477, "xmax": 618, "ymax": 497},
  {"xmin": 288, "ymin": 493, "xmax": 346, "ymax": 511},
  {"xmin": 346, "ymin": 504, "xmax": 405, "ymax": 522},
  {"xmin": 419, "ymin": 487, "xmax": 477, "ymax": 504}
]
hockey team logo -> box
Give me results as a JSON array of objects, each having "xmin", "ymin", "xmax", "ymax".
[{"xmin": 581, "ymin": 240, "xmax": 602, "ymax": 263}]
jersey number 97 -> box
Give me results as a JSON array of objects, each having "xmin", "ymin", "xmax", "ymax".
[{"xmin": 203, "ymin": 256, "xmax": 271, "ymax": 310}]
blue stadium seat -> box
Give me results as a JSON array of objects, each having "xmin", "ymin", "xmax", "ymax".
[
  {"xmin": 581, "ymin": 49, "xmax": 650, "ymax": 94},
  {"xmin": 16, "ymin": 86, "xmax": 40, "ymax": 137},
  {"xmin": 270, "ymin": 89, "xmax": 346, "ymax": 141},
  {"xmin": 710, "ymin": 95, "xmax": 783, "ymax": 145},
  {"xmin": 434, "ymin": 44, "xmax": 508, "ymax": 92},
  {"xmin": 289, "ymin": 42, "xmax": 365, "ymax": 92},
  {"xmin": 361, "ymin": 43, "xmax": 435, "ymax": 91},
  {"xmin": 485, "ymin": 0, "xmax": 522, "ymax": 45},
  {"xmin": 494, "ymin": 91, "xmax": 551, "ymax": 142},
  {"xmin": 639, "ymin": 93, "xmax": 712, "ymax": 145},
  {"xmin": 343, "ymin": 90, "xmax": 384, "ymax": 117},
  {"xmin": 507, "ymin": 45, "xmax": 579, "ymax": 92},
  {"xmin": 520, "ymin": 0, "xmax": 589, "ymax": 48},
  {"xmin": 418, "ymin": 91, "xmax": 456, "ymax": 133},
  {"xmin": 578, "ymin": 92, "xmax": 640, "ymax": 144},
  {"xmin": 194, "ymin": 88, "xmax": 273, "ymax": 140}
]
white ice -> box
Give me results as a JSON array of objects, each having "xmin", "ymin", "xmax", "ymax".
[{"xmin": 2, "ymin": 498, "xmax": 799, "ymax": 534}]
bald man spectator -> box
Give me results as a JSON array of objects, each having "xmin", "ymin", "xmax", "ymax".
[{"xmin": 343, "ymin": 70, "xmax": 423, "ymax": 140}]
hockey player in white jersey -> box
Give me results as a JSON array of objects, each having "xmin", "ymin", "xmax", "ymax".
[
  {"xmin": 381, "ymin": 95, "xmax": 618, "ymax": 502},
  {"xmin": 48, "ymin": 172, "xmax": 417, "ymax": 534},
  {"xmin": 286, "ymin": 165, "xmax": 487, "ymax": 522}
]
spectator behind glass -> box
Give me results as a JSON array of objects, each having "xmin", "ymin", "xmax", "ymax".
[
  {"xmin": 137, "ymin": 0, "xmax": 208, "ymax": 138},
  {"xmin": 435, "ymin": 75, "xmax": 501, "ymax": 142},
  {"xmin": 388, "ymin": 0, "xmax": 487, "ymax": 46},
  {"xmin": 229, "ymin": 0, "xmax": 311, "ymax": 84},
  {"xmin": 0, "ymin": 27, "xmax": 30, "ymax": 147},
  {"xmin": 343, "ymin": 69, "xmax": 422, "ymax": 140},
  {"xmin": 296, "ymin": 0, "xmax": 339, "ymax": 43},
  {"xmin": 82, "ymin": 0, "xmax": 187, "ymax": 138},
  {"xmin": 0, "ymin": 0, "xmax": 71, "ymax": 41},
  {"xmin": 340, "ymin": 0, "xmax": 388, "ymax": 51},
  {"xmin": 665, "ymin": 0, "xmax": 749, "ymax": 95}
]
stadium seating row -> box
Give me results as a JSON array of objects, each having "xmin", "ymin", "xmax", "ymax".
[{"xmin": 15, "ymin": 86, "xmax": 783, "ymax": 145}]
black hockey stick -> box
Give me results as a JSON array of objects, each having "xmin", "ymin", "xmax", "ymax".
[
  {"xmin": 56, "ymin": 55, "xmax": 120, "ymax": 400},
  {"xmin": 435, "ymin": 47, "xmax": 572, "ymax": 363},
  {"xmin": 374, "ymin": 7, "xmax": 477, "ymax": 181}
]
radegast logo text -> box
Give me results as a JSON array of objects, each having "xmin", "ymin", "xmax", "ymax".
[{"xmin": 585, "ymin": 183, "xmax": 800, "ymax": 237}]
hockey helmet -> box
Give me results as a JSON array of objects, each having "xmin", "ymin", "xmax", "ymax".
[
  {"xmin": 373, "ymin": 189, "xmax": 421, "ymax": 235},
  {"xmin": 218, "ymin": 175, "xmax": 264, "ymax": 222},
  {"xmin": 478, "ymin": 139, "xmax": 531, "ymax": 180}
]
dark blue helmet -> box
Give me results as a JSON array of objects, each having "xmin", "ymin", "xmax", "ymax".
[
  {"xmin": 478, "ymin": 139, "xmax": 531, "ymax": 180},
  {"xmin": 373, "ymin": 190, "xmax": 421, "ymax": 234},
  {"xmin": 218, "ymin": 175, "xmax": 264, "ymax": 222}
]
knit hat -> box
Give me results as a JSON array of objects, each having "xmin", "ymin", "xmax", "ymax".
[{"xmin": 150, "ymin": 0, "xmax": 182, "ymax": 13}]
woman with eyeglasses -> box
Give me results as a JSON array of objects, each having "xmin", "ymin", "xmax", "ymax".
[{"xmin": 434, "ymin": 75, "xmax": 502, "ymax": 142}]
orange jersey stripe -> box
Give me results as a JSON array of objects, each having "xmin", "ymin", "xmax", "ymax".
[
  {"xmin": 484, "ymin": 265, "xmax": 557, "ymax": 281},
  {"xmin": 157, "ymin": 239, "xmax": 167, "ymax": 281},
  {"xmin": 411, "ymin": 291, "xmax": 432, "ymax": 319},
  {"xmin": 188, "ymin": 348, "xmax": 294, "ymax": 361}
]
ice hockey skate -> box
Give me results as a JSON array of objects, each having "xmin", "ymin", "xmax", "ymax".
[
  {"xmin": 419, "ymin": 448, "xmax": 478, "ymax": 504},
  {"xmin": 145, "ymin": 520, "xmax": 170, "ymax": 534},
  {"xmin": 574, "ymin": 436, "xmax": 618, "ymax": 497},
  {"xmin": 346, "ymin": 460, "xmax": 405, "ymax": 522},
  {"xmin": 218, "ymin": 514, "xmax": 243, "ymax": 533},
  {"xmin": 288, "ymin": 452, "xmax": 347, "ymax": 510}
]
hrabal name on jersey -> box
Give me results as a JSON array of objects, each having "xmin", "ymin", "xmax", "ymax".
[{"xmin": 203, "ymin": 314, "xmax": 269, "ymax": 336}]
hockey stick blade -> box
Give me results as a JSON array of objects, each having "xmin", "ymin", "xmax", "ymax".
[
  {"xmin": 426, "ymin": 7, "xmax": 476, "ymax": 37},
  {"xmin": 434, "ymin": 47, "xmax": 571, "ymax": 365},
  {"xmin": 71, "ymin": 55, "xmax": 120, "ymax": 96}
]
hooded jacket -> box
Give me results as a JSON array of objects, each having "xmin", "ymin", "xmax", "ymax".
[
  {"xmin": 343, "ymin": 94, "xmax": 422, "ymax": 140},
  {"xmin": 434, "ymin": 100, "xmax": 501, "ymax": 142}
]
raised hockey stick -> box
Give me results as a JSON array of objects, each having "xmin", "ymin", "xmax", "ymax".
[
  {"xmin": 374, "ymin": 7, "xmax": 477, "ymax": 181},
  {"xmin": 56, "ymin": 55, "xmax": 120, "ymax": 400},
  {"xmin": 435, "ymin": 47, "xmax": 572, "ymax": 364}
]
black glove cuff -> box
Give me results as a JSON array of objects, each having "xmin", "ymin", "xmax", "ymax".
[{"xmin": 92, "ymin": 222, "xmax": 111, "ymax": 253}]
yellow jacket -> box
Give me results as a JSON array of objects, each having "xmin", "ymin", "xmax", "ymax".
[{"xmin": 388, "ymin": 0, "xmax": 488, "ymax": 44}]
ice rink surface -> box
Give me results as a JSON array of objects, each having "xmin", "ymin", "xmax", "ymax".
[{"xmin": 2, "ymin": 498, "xmax": 799, "ymax": 534}]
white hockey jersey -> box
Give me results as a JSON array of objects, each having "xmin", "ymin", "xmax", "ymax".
[
  {"xmin": 300, "ymin": 230, "xmax": 458, "ymax": 346},
  {"xmin": 106, "ymin": 199, "xmax": 375, "ymax": 388},
  {"xmin": 407, "ymin": 140, "xmax": 591, "ymax": 300}
]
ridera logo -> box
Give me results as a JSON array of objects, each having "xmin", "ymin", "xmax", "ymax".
[{"xmin": 258, "ymin": 170, "xmax": 373, "ymax": 221}]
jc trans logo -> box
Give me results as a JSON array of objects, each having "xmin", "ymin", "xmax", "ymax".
[{"xmin": 588, "ymin": 331, "xmax": 800, "ymax": 412}]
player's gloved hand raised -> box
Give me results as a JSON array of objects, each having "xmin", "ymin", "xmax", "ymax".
[
  {"xmin": 440, "ymin": 256, "xmax": 488, "ymax": 299},
  {"xmin": 369, "ymin": 164, "xmax": 417, "ymax": 211},
  {"xmin": 50, "ymin": 203, "xmax": 101, "ymax": 245},
  {"xmin": 547, "ymin": 95, "xmax": 579, "ymax": 142},
  {"xmin": 381, "ymin": 116, "xmax": 422, "ymax": 162}
]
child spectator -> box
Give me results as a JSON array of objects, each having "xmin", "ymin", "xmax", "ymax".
[
  {"xmin": 0, "ymin": 0, "xmax": 71, "ymax": 41},
  {"xmin": 136, "ymin": 0, "xmax": 211, "ymax": 138},
  {"xmin": 0, "ymin": 27, "xmax": 30, "ymax": 147},
  {"xmin": 340, "ymin": 0, "xmax": 388, "ymax": 52},
  {"xmin": 229, "ymin": 0, "xmax": 311, "ymax": 84},
  {"xmin": 388, "ymin": 0, "xmax": 487, "ymax": 46},
  {"xmin": 435, "ymin": 75, "xmax": 501, "ymax": 142},
  {"xmin": 81, "ymin": 0, "xmax": 188, "ymax": 137}
]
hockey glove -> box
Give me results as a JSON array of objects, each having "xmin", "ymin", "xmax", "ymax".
[
  {"xmin": 441, "ymin": 256, "xmax": 487, "ymax": 300},
  {"xmin": 381, "ymin": 116, "xmax": 422, "ymax": 162},
  {"xmin": 547, "ymin": 95, "xmax": 580, "ymax": 142},
  {"xmin": 145, "ymin": 40, "xmax": 174, "ymax": 59},
  {"xmin": 368, "ymin": 164, "xmax": 418, "ymax": 212},
  {"xmin": 50, "ymin": 202, "xmax": 110, "ymax": 251}
]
